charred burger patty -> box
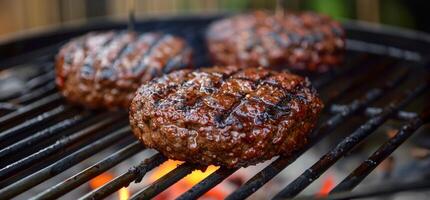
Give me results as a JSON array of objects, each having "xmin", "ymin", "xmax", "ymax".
[
  {"xmin": 55, "ymin": 31, "xmax": 193, "ymax": 109},
  {"xmin": 129, "ymin": 66, "xmax": 323, "ymax": 168},
  {"xmin": 207, "ymin": 11, "xmax": 345, "ymax": 72}
]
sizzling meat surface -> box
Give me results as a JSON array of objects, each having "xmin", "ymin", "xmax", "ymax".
[
  {"xmin": 207, "ymin": 11, "xmax": 345, "ymax": 72},
  {"xmin": 129, "ymin": 66, "xmax": 323, "ymax": 168},
  {"xmin": 55, "ymin": 31, "xmax": 193, "ymax": 109}
]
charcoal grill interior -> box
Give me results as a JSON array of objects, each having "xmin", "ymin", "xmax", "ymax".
[{"xmin": 0, "ymin": 15, "xmax": 429, "ymax": 200}]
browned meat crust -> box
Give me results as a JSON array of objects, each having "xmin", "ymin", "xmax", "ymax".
[
  {"xmin": 206, "ymin": 11, "xmax": 345, "ymax": 72},
  {"xmin": 55, "ymin": 31, "xmax": 193, "ymax": 109},
  {"xmin": 129, "ymin": 66, "xmax": 323, "ymax": 168}
]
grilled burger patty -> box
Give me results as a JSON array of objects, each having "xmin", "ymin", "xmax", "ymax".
[
  {"xmin": 130, "ymin": 66, "xmax": 323, "ymax": 167},
  {"xmin": 207, "ymin": 11, "xmax": 345, "ymax": 72},
  {"xmin": 56, "ymin": 31, "xmax": 193, "ymax": 109}
]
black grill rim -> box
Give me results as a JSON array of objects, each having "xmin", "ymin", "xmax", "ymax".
[
  {"xmin": 0, "ymin": 15, "xmax": 429, "ymax": 200},
  {"xmin": 1, "ymin": 14, "xmax": 430, "ymax": 67}
]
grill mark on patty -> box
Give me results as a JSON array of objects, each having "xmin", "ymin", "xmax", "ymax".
[
  {"xmin": 162, "ymin": 46, "xmax": 191, "ymax": 73},
  {"xmin": 141, "ymin": 35, "xmax": 173, "ymax": 79},
  {"xmin": 252, "ymin": 85, "xmax": 308, "ymax": 123},
  {"xmin": 238, "ymin": 21, "xmax": 270, "ymax": 66},
  {"xmin": 243, "ymin": 27, "xmax": 259, "ymax": 52},
  {"xmin": 264, "ymin": 79, "xmax": 309, "ymax": 104},
  {"xmin": 269, "ymin": 31, "xmax": 289, "ymax": 49},
  {"xmin": 247, "ymin": 78, "xmax": 307, "ymax": 111},
  {"xmin": 216, "ymin": 71, "xmax": 273, "ymax": 127},
  {"xmin": 201, "ymin": 66, "xmax": 244, "ymax": 82},
  {"xmin": 270, "ymin": 17, "xmax": 296, "ymax": 49},
  {"xmin": 97, "ymin": 33, "xmax": 134, "ymax": 80},
  {"xmin": 233, "ymin": 77, "xmax": 265, "ymax": 90},
  {"xmin": 118, "ymin": 34, "xmax": 158, "ymax": 76},
  {"xmin": 183, "ymin": 67, "xmax": 246, "ymax": 113},
  {"xmin": 97, "ymin": 33, "xmax": 125, "ymax": 67},
  {"xmin": 167, "ymin": 67, "xmax": 244, "ymax": 112},
  {"xmin": 79, "ymin": 33, "xmax": 116, "ymax": 79},
  {"xmin": 63, "ymin": 35, "xmax": 86, "ymax": 66},
  {"xmin": 132, "ymin": 35, "xmax": 172, "ymax": 74},
  {"xmin": 181, "ymin": 67, "xmax": 244, "ymax": 117},
  {"xmin": 131, "ymin": 34, "xmax": 165, "ymax": 76},
  {"xmin": 199, "ymin": 67, "xmax": 246, "ymax": 109},
  {"xmin": 114, "ymin": 37, "xmax": 133, "ymax": 62},
  {"xmin": 116, "ymin": 34, "xmax": 137, "ymax": 62},
  {"xmin": 112, "ymin": 34, "xmax": 139, "ymax": 77},
  {"xmin": 212, "ymin": 67, "xmax": 245, "ymax": 91},
  {"xmin": 175, "ymin": 74, "xmax": 216, "ymax": 111},
  {"xmin": 144, "ymin": 70, "xmax": 190, "ymax": 106},
  {"xmin": 155, "ymin": 70, "xmax": 197, "ymax": 109}
]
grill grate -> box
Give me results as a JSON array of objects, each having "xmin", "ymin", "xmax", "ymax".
[{"xmin": 0, "ymin": 16, "xmax": 429, "ymax": 200}]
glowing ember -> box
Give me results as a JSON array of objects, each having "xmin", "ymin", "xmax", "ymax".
[
  {"xmin": 186, "ymin": 165, "xmax": 219, "ymax": 185},
  {"xmin": 149, "ymin": 159, "xmax": 227, "ymax": 199},
  {"xmin": 89, "ymin": 172, "xmax": 114, "ymax": 189},
  {"xmin": 317, "ymin": 175, "xmax": 335, "ymax": 196},
  {"xmin": 89, "ymin": 172, "xmax": 130, "ymax": 200},
  {"xmin": 149, "ymin": 160, "xmax": 183, "ymax": 181},
  {"xmin": 119, "ymin": 187, "xmax": 130, "ymax": 200}
]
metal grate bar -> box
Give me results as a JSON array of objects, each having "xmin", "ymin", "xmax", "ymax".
[
  {"xmin": 0, "ymin": 113, "xmax": 89, "ymax": 161},
  {"xmin": 39, "ymin": 62, "xmax": 55, "ymax": 72},
  {"xmin": 330, "ymin": 107, "xmax": 430, "ymax": 193},
  {"xmin": 272, "ymin": 83, "xmax": 428, "ymax": 199},
  {"xmin": 0, "ymin": 102, "xmax": 20, "ymax": 113},
  {"xmin": 32, "ymin": 141, "xmax": 144, "ymax": 200},
  {"xmin": 130, "ymin": 163, "xmax": 196, "ymax": 200},
  {"xmin": 0, "ymin": 93, "xmax": 62, "ymax": 128},
  {"xmin": 0, "ymin": 126, "xmax": 132, "ymax": 199},
  {"xmin": 330, "ymin": 105, "xmax": 419, "ymax": 120},
  {"xmin": 80, "ymin": 153, "xmax": 167, "ymax": 200},
  {"xmin": 177, "ymin": 167, "xmax": 237, "ymax": 200},
  {"xmin": 0, "ymin": 42, "xmax": 61, "ymax": 70},
  {"xmin": 0, "ymin": 113, "xmax": 124, "ymax": 180},
  {"xmin": 0, "ymin": 69, "xmax": 55, "ymax": 102},
  {"xmin": 322, "ymin": 59, "xmax": 394, "ymax": 104},
  {"xmin": 224, "ymin": 67, "xmax": 408, "ymax": 200},
  {"xmin": 295, "ymin": 178, "xmax": 430, "ymax": 200},
  {"xmin": 0, "ymin": 105, "xmax": 68, "ymax": 145},
  {"xmin": 312, "ymin": 54, "xmax": 370, "ymax": 89},
  {"xmin": 25, "ymin": 71, "xmax": 55, "ymax": 90},
  {"xmin": 13, "ymin": 82, "xmax": 57, "ymax": 104}
]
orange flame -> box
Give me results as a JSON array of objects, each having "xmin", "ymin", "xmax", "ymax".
[
  {"xmin": 149, "ymin": 160, "xmax": 183, "ymax": 181},
  {"xmin": 89, "ymin": 172, "xmax": 114, "ymax": 189},
  {"xmin": 150, "ymin": 160, "xmax": 219, "ymax": 183},
  {"xmin": 119, "ymin": 187, "xmax": 130, "ymax": 200},
  {"xmin": 89, "ymin": 172, "xmax": 130, "ymax": 200},
  {"xmin": 150, "ymin": 159, "xmax": 226, "ymax": 199},
  {"xmin": 317, "ymin": 175, "xmax": 335, "ymax": 197}
]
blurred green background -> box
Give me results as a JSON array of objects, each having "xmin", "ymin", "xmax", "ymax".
[{"xmin": 0, "ymin": 0, "xmax": 427, "ymax": 38}]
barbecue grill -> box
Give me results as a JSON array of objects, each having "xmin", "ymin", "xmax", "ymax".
[{"xmin": 0, "ymin": 15, "xmax": 429, "ymax": 200}]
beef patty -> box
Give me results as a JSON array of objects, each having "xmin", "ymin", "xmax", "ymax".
[
  {"xmin": 129, "ymin": 65, "xmax": 323, "ymax": 168},
  {"xmin": 207, "ymin": 11, "xmax": 345, "ymax": 72},
  {"xmin": 56, "ymin": 31, "xmax": 193, "ymax": 109}
]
